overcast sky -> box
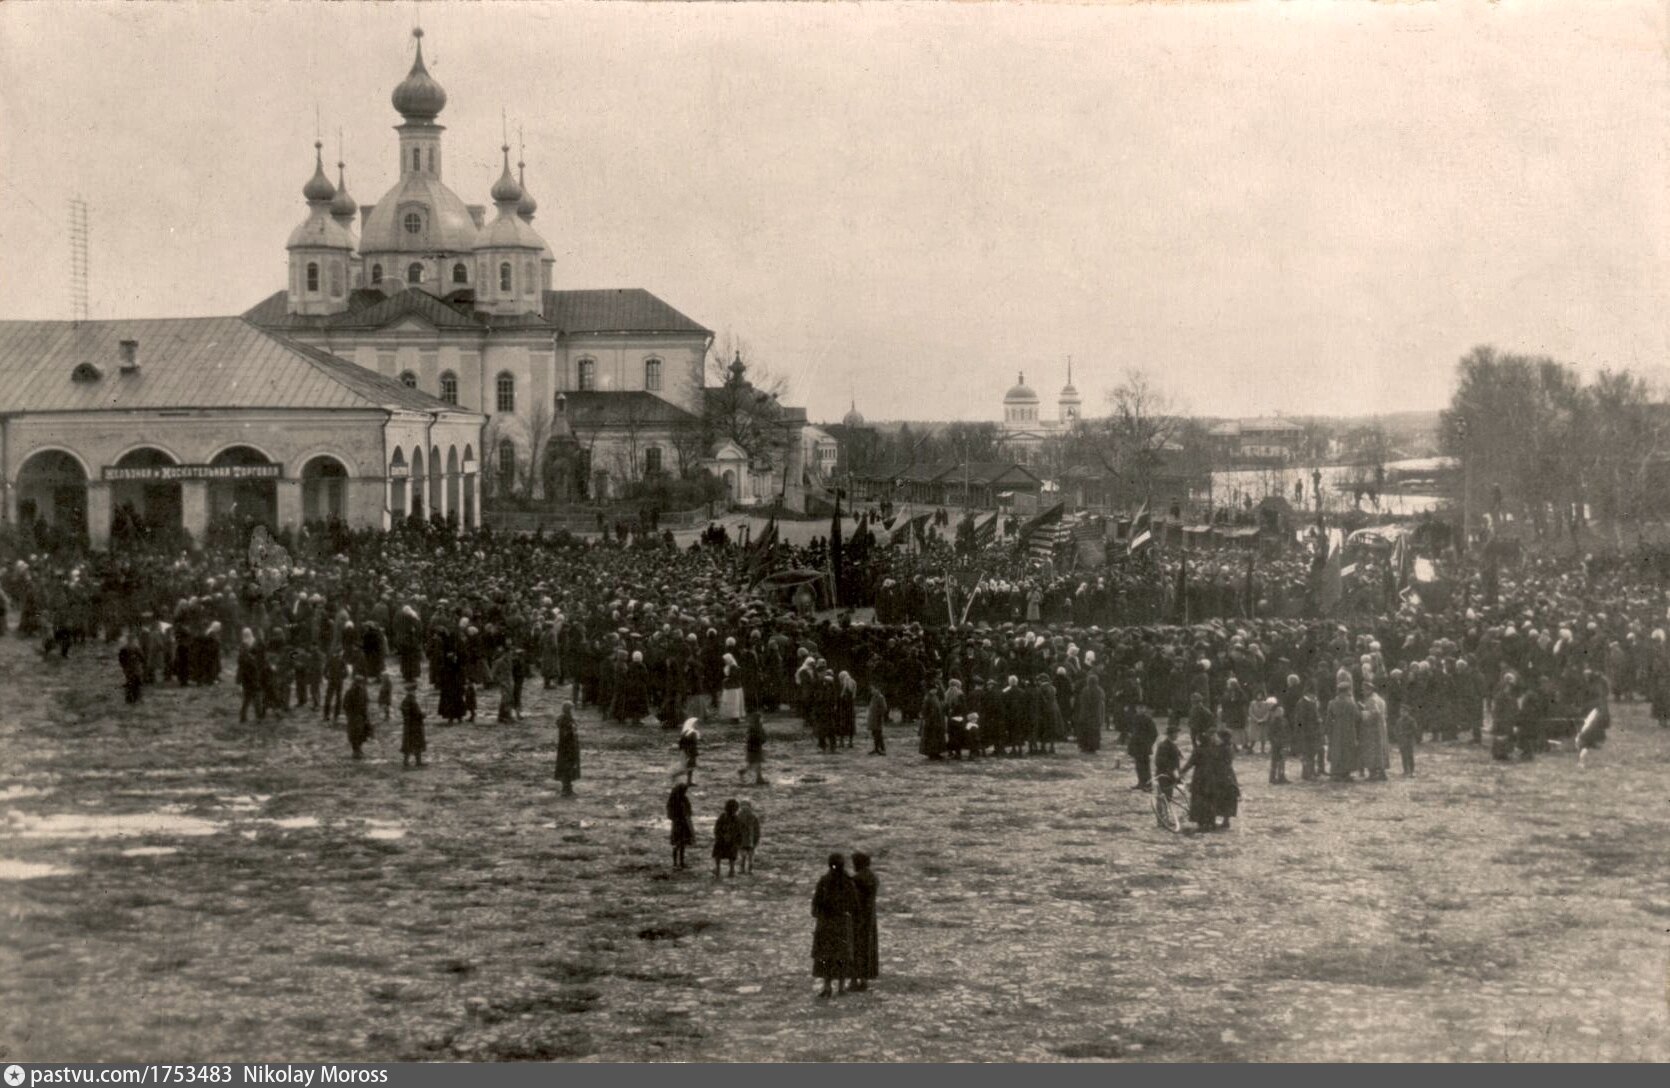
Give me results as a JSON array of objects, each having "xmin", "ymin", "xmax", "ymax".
[{"xmin": 1, "ymin": 1, "xmax": 1664, "ymax": 423}]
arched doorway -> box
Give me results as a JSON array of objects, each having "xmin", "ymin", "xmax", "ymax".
[
  {"xmin": 301, "ymin": 456, "xmax": 349, "ymax": 522},
  {"xmin": 461, "ymin": 444, "xmax": 476, "ymax": 527},
  {"xmin": 15, "ymin": 449, "xmax": 87, "ymax": 535},
  {"xmin": 208, "ymin": 445, "xmax": 277, "ymax": 528},
  {"xmin": 389, "ymin": 449, "xmax": 408, "ymax": 519},
  {"xmin": 722, "ymin": 470, "xmax": 737, "ymax": 502},
  {"xmin": 409, "ymin": 447, "xmax": 426, "ymax": 520},
  {"xmin": 110, "ymin": 447, "xmax": 182, "ymax": 534},
  {"xmin": 446, "ymin": 446, "xmax": 461, "ymax": 520}
]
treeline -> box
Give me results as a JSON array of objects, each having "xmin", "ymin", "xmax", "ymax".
[{"xmin": 1441, "ymin": 345, "xmax": 1669, "ymax": 540}]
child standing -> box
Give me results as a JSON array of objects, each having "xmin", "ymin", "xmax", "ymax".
[
  {"xmin": 667, "ymin": 782, "xmax": 694, "ymax": 869},
  {"xmin": 712, "ymin": 799, "xmax": 741, "ymax": 878},
  {"xmin": 735, "ymin": 800, "xmax": 761, "ymax": 873},
  {"xmin": 378, "ymin": 673, "xmax": 394, "ymax": 723},
  {"xmin": 679, "ymin": 718, "xmax": 701, "ymax": 785},
  {"xmin": 1392, "ymin": 704, "xmax": 1418, "ymax": 777},
  {"xmin": 737, "ymin": 712, "xmax": 766, "ymax": 785}
]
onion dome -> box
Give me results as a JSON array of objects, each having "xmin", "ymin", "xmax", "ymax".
[
  {"xmin": 302, "ymin": 141, "xmax": 336, "ymax": 203},
  {"xmin": 391, "ymin": 29, "xmax": 447, "ymax": 122},
  {"xmin": 330, "ymin": 162, "xmax": 358, "ymax": 223},
  {"xmin": 490, "ymin": 145, "xmax": 523, "ymax": 205},
  {"xmin": 516, "ymin": 160, "xmax": 538, "ymax": 221},
  {"xmin": 1003, "ymin": 371, "xmax": 1039, "ymax": 404}
]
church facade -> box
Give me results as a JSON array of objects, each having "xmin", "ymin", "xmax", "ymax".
[
  {"xmin": 245, "ymin": 30, "xmax": 807, "ymax": 510},
  {"xmin": 997, "ymin": 366, "xmax": 1081, "ymax": 465}
]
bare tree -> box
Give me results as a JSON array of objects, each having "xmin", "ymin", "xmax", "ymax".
[
  {"xmin": 518, "ymin": 402, "xmax": 557, "ymax": 502},
  {"xmin": 1103, "ymin": 367, "xmax": 1183, "ymax": 502}
]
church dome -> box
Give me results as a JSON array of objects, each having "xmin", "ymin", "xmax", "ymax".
[
  {"xmin": 302, "ymin": 142, "xmax": 336, "ymax": 203},
  {"xmin": 490, "ymin": 146, "xmax": 523, "ymax": 204},
  {"xmin": 330, "ymin": 163, "xmax": 358, "ymax": 223},
  {"xmin": 359, "ymin": 173, "xmax": 481, "ymax": 254},
  {"xmin": 1058, "ymin": 381, "xmax": 1082, "ymax": 403},
  {"xmin": 1003, "ymin": 372, "xmax": 1039, "ymax": 404},
  {"xmin": 517, "ymin": 179, "xmax": 538, "ymax": 221},
  {"xmin": 391, "ymin": 30, "xmax": 447, "ymax": 122},
  {"xmin": 842, "ymin": 401, "xmax": 865, "ymax": 428}
]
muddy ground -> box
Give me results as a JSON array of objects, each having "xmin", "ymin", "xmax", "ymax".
[{"xmin": 1, "ymin": 636, "xmax": 1666, "ymax": 1062}]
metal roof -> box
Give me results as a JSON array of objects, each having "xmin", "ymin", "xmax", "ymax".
[
  {"xmin": 0, "ymin": 316, "xmax": 466, "ymax": 414},
  {"xmin": 244, "ymin": 286, "xmax": 711, "ymax": 337},
  {"xmin": 560, "ymin": 390, "xmax": 697, "ymax": 426}
]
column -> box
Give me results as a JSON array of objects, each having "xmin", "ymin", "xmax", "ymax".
[
  {"xmin": 3, "ymin": 479, "xmax": 16, "ymax": 527},
  {"xmin": 276, "ymin": 478, "xmax": 302, "ymax": 532},
  {"xmin": 436, "ymin": 466, "xmax": 450, "ymax": 522},
  {"xmin": 467, "ymin": 473, "xmax": 479, "ymax": 529},
  {"xmin": 86, "ymin": 481, "xmax": 112, "ymax": 549},
  {"xmin": 181, "ymin": 481, "xmax": 209, "ymax": 542}
]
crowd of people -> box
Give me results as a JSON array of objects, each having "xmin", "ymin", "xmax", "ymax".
[{"xmin": 4, "ymin": 509, "xmax": 1667, "ymax": 992}]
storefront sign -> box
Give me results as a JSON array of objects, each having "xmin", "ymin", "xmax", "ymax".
[
  {"xmin": 388, "ymin": 464, "xmax": 410, "ymax": 478},
  {"xmin": 102, "ymin": 463, "xmax": 283, "ymax": 482}
]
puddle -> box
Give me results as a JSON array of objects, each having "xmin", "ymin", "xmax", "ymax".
[
  {"xmin": 121, "ymin": 846, "xmax": 179, "ymax": 858},
  {"xmin": 363, "ymin": 822, "xmax": 406, "ymax": 841},
  {"xmin": 263, "ymin": 817, "xmax": 320, "ymax": 831},
  {"xmin": 0, "ymin": 859, "xmax": 74, "ymax": 880},
  {"xmin": 3, "ymin": 810, "xmax": 221, "ymax": 840}
]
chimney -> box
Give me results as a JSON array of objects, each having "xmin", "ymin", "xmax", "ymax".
[
  {"xmin": 467, "ymin": 204, "xmax": 486, "ymax": 229},
  {"xmin": 118, "ymin": 339, "xmax": 140, "ymax": 373}
]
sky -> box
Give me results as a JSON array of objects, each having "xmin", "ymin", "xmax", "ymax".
[{"xmin": 1, "ymin": 0, "xmax": 1665, "ymax": 424}]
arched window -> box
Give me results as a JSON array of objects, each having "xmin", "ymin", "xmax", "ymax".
[
  {"xmin": 412, "ymin": 147, "xmax": 421, "ymax": 172},
  {"xmin": 497, "ymin": 439, "xmax": 516, "ymax": 490},
  {"xmin": 305, "ymin": 262, "xmax": 319, "ymax": 292},
  {"xmin": 577, "ymin": 358, "xmax": 596, "ymax": 391},
  {"xmin": 399, "ymin": 371, "xmax": 418, "ymax": 389},
  {"xmin": 643, "ymin": 447, "xmax": 663, "ymax": 476},
  {"xmin": 403, "ymin": 212, "xmax": 422, "ymax": 235},
  {"xmin": 498, "ymin": 262, "xmax": 512, "ymax": 292},
  {"xmin": 439, "ymin": 371, "xmax": 459, "ymax": 405},
  {"xmin": 407, "ymin": 262, "xmax": 423, "ymax": 285},
  {"xmin": 524, "ymin": 259, "xmax": 537, "ymax": 293},
  {"xmin": 644, "ymin": 358, "xmax": 662, "ymax": 392},
  {"xmin": 328, "ymin": 263, "xmax": 342, "ymax": 297},
  {"xmin": 495, "ymin": 371, "xmax": 516, "ymax": 414},
  {"xmin": 452, "ymin": 262, "xmax": 468, "ymax": 284},
  {"xmin": 370, "ymin": 263, "xmax": 383, "ymax": 284}
]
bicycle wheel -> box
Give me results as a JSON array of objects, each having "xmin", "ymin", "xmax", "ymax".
[{"xmin": 1153, "ymin": 787, "xmax": 1182, "ymax": 832}]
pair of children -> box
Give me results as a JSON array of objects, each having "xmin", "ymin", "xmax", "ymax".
[{"xmin": 711, "ymin": 797, "xmax": 763, "ymax": 877}]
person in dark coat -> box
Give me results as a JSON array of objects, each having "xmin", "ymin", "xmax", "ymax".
[
  {"xmin": 1180, "ymin": 727, "xmax": 1239, "ymax": 832},
  {"xmin": 118, "ymin": 633, "xmax": 145, "ymax": 704},
  {"xmin": 712, "ymin": 798, "xmax": 742, "ymax": 878},
  {"xmin": 1154, "ymin": 723, "xmax": 1184, "ymax": 801},
  {"xmin": 735, "ymin": 799, "xmax": 761, "ymax": 873},
  {"xmin": 849, "ymin": 852, "xmax": 880, "ymax": 991},
  {"xmin": 1126, "ymin": 703, "xmax": 1159, "ymax": 790},
  {"xmin": 811, "ymin": 853, "xmax": 857, "ymax": 998},
  {"xmin": 554, "ymin": 703, "xmax": 581, "ymax": 795},
  {"xmin": 866, "ymin": 686, "xmax": 889, "ymax": 755},
  {"xmin": 1075, "ymin": 672, "xmax": 1105, "ymax": 754},
  {"xmin": 343, "ymin": 670, "xmax": 371, "ymax": 760},
  {"xmin": 236, "ymin": 629, "xmax": 266, "ymax": 724},
  {"xmin": 400, "ymin": 681, "xmax": 426, "ymax": 769},
  {"xmin": 737, "ymin": 711, "xmax": 767, "ymax": 785},
  {"xmin": 678, "ymin": 718, "xmax": 701, "ymax": 785},
  {"xmin": 667, "ymin": 781, "xmax": 694, "ymax": 869},
  {"xmin": 919, "ymin": 685, "xmax": 946, "ymax": 760}
]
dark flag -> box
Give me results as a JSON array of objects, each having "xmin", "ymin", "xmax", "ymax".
[
  {"xmin": 1016, "ymin": 502, "xmax": 1065, "ymax": 554},
  {"xmin": 830, "ymin": 490, "xmax": 844, "ymax": 606},
  {"xmin": 747, "ymin": 514, "xmax": 778, "ymax": 584},
  {"xmin": 973, "ymin": 511, "xmax": 998, "ymax": 548}
]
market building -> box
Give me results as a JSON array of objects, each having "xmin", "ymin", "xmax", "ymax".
[{"xmin": 0, "ymin": 317, "xmax": 482, "ymax": 548}]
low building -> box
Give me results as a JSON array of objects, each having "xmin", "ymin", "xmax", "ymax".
[
  {"xmin": 1209, "ymin": 417, "xmax": 1306, "ymax": 464},
  {"xmin": 0, "ymin": 317, "xmax": 482, "ymax": 548}
]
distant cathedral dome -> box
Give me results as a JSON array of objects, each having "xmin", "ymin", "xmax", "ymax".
[
  {"xmin": 1003, "ymin": 372, "xmax": 1039, "ymax": 405},
  {"xmin": 843, "ymin": 400, "xmax": 865, "ymax": 428},
  {"xmin": 391, "ymin": 29, "xmax": 447, "ymax": 122}
]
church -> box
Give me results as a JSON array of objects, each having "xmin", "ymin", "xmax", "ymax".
[
  {"xmin": 244, "ymin": 29, "xmax": 807, "ymax": 511},
  {"xmin": 996, "ymin": 366, "xmax": 1082, "ymax": 464}
]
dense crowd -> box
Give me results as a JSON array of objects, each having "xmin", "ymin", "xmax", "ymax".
[{"xmin": 4, "ymin": 513, "xmax": 1666, "ymax": 990}]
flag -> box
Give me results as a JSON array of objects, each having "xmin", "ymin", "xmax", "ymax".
[
  {"xmin": 1129, "ymin": 502, "xmax": 1153, "ymax": 554},
  {"xmin": 1073, "ymin": 515, "xmax": 1104, "ymax": 543},
  {"xmin": 910, "ymin": 510, "xmax": 934, "ymax": 549},
  {"xmin": 1016, "ymin": 502, "xmax": 1066, "ymax": 562},
  {"xmin": 1317, "ymin": 529, "xmax": 1345, "ymax": 614},
  {"xmin": 746, "ymin": 515, "xmax": 778, "ymax": 584},
  {"xmin": 972, "ymin": 511, "xmax": 998, "ymax": 549},
  {"xmin": 829, "ymin": 489, "xmax": 844, "ymax": 606}
]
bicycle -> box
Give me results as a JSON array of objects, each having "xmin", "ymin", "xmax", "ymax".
[{"xmin": 1152, "ymin": 776, "xmax": 1188, "ymax": 832}]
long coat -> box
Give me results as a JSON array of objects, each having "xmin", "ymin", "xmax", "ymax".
[
  {"xmin": 850, "ymin": 868, "xmax": 880, "ymax": 981},
  {"xmin": 344, "ymin": 680, "xmax": 372, "ymax": 751},
  {"xmin": 919, "ymin": 691, "xmax": 946, "ymax": 758},
  {"xmin": 667, "ymin": 785, "xmax": 695, "ymax": 847},
  {"xmin": 1075, "ymin": 678, "xmax": 1106, "ymax": 753},
  {"xmin": 400, "ymin": 692, "xmax": 426, "ymax": 756},
  {"xmin": 555, "ymin": 717, "xmax": 581, "ymax": 783},
  {"xmin": 1358, "ymin": 693, "xmax": 1389, "ymax": 773},
  {"xmin": 811, "ymin": 869, "xmax": 857, "ymax": 978},
  {"xmin": 1326, "ymin": 693, "xmax": 1360, "ymax": 776}
]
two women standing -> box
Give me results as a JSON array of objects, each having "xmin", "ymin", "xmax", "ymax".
[{"xmin": 810, "ymin": 852, "xmax": 880, "ymax": 998}]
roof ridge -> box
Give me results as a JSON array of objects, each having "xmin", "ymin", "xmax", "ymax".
[{"xmin": 248, "ymin": 320, "xmax": 460, "ymax": 413}]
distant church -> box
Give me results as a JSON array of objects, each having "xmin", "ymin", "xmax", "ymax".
[
  {"xmin": 246, "ymin": 29, "xmax": 807, "ymax": 509},
  {"xmin": 997, "ymin": 365, "xmax": 1081, "ymax": 464}
]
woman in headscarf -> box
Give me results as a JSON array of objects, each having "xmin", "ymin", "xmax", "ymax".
[
  {"xmin": 678, "ymin": 718, "xmax": 701, "ymax": 785},
  {"xmin": 849, "ymin": 852, "xmax": 880, "ymax": 992},
  {"xmin": 399, "ymin": 680, "xmax": 426, "ymax": 769},
  {"xmin": 712, "ymin": 798, "xmax": 741, "ymax": 878},
  {"xmin": 554, "ymin": 701, "xmax": 581, "ymax": 795},
  {"xmin": 620, "ymin": 649, "xmax": 651, "ymax": 725},
  {"xmin": 1358, "ymin": 679, "xmax": 1389, "ymax": 781},
  {"xmin": 865, "ymin": 684, "xmax": 889, "ymax": 755},
  {"xmin": 1327, "ymin": 675, "xmax": 1360, "ymax": 781},
  {"xmin": 837, "ymin": 671, "xmax": 859, "ymax": 750},
  {"xmin": 811, "ymin": 853, "xmax": 857, "ymax": 998},
  {"xmin": 718, "ymin": 652, "xmax": 746, "ymax": 723},
  {"xmin": 918, "ymin": 683, "xmax": 946, "ymax": 760}
]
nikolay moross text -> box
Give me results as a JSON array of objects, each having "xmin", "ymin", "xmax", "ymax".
[{"xmin": 244, "ymin": 1071, "xmax": 387, "ymax": 1085}]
